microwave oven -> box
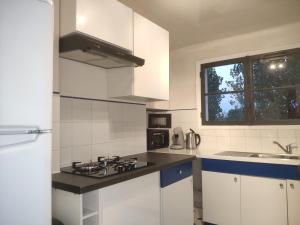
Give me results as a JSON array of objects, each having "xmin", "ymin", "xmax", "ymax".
[{"xmin": 148, "ymin": 113, "xmax": 171, "ymax": 129}]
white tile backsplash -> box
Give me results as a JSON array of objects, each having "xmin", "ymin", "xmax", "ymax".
[
  {"xmin": 52, "ymin": 94, "xmax": 60, "ymax": 173},
  {"xmin": 73, "ymin": 99, "xmax": 92, "ymax": 121},
  {"xmin": 59, "ymin": 97, "xmax": 146, "ymax": 167},
  {"xmin": 170, "ymin": 109, "xmax": 300, "ymax": 155}
]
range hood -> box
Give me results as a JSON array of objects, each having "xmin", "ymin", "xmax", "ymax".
[{"xmin": 59, "ymin": 32, "xmax": 145, "ymax": 69}]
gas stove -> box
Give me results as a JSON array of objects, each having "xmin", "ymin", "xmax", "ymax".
[{"xmin": 60, "ymin": 156, "xmax": 153, "ymax": 179}]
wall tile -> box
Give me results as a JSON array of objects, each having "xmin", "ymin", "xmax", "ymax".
[
  {"xmin": 59, "ymin": 98, "xmax": 147, "ymax": 166},
  {"xmin": 229, "ymin": 136, "xmax": 246, "ymax": 151},
  {"xmin": 60, "ymin": 147, "xmax": 72, "ymax": 167},
  {"xmin": 73, "ymin": 121, "xmax": 92, "ymax": 146},
  {"xmin": 71, "ymin": 145, "xmax": 91, "ymax": 162},
  {"xmin": 230, "ymin": 129, "xmax": 245, "ymax": 137},
  {"xmin": 277, "ymin": 129, "xmax": 296, "ymax": 139},
  {"xmin": 245, "ymin": 136, "xmax": 262, "ymax": 152},
  {"xmin": 52, "ymin": 122, "xmax": 60, "ymax": 150},
  {"xmin": 73, "ymin": 99, "xmax": 92, "ymax": 121},
  {"xmin": 92, "ymin": 101, "xmax": 108, "ymax": 121},
  {"xmin": 216, "ymin": 129, "xmax": 230, "ymax": 137},
  {"xmin": 216, "ymin": 136, "xmax": 230, "ymax": 151},
  {"xmin": 92, "ymin": 121, "xmax": 110, "ymax": 144},
  {"xmin": 60, "ymin": 122, "xmax": 73, "ymax": 148},
  {"xmin": 260, "ymin": 129, "xmax": 278, "ymax": 139},
  {"xmin": 244, "ymin": 129, "xmax": 261, "ymax": 137},
  {"xmin": 260, "ymin": 137, "xmax": 277, "ymax": 153},
  {"xmin": 52, "ymin": 94, "xmax": 60, "ymax": 123},
  {"xmin": 60, "ymin": 98, "xmax": 73, "ymax": 122},
  {"xmin": 52, "ymin": 150, "xmax": 60, "ymax": 173},
  {"xmin": 108, "ymin": 102, "xmax": 124, "ymax": 122},
  {"xmin": 169, "ymin": 109, "xmax": 300, "ymax": 155}
]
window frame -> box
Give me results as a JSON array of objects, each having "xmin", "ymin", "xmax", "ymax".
[{"xmin": 200, "ymin": 48, "xmax": 300, "ymax": 125}]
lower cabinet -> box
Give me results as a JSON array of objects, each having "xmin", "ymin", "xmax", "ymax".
[
  {"xmin": 287, "ymin": 180, "xmax": 300, "ymax": 225},
  {"xmin": 202, "ymin": 171, "xmax": 240, "ymax": 225},
  {"xmin": 241, "ymin": 176, "xmax": 287, "ymax": 225},
  {"xmin": 99, "ymin": 172, "xmax": 161, "ymax": 225},
  {"xmin": 202, "ymin": 170, "xmax": 300, "ymax": 225},
  {"xmin": 53, "ymin": 172, "xmax": 160, "ymax": 225},
  {"xmin": 160, "ymin": 162, "xmax": 194, "ymax": 225}
]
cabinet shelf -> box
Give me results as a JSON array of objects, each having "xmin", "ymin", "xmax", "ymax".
[{"xmin": 82, "ymin": 208, "xmax": 98, "ymax": 220}]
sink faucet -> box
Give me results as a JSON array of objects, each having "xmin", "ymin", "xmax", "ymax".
[{"xmin": 273, "ymin": 141, "xmax": 297, "ymax": 154}]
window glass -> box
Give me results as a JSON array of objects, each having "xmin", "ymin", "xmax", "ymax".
[
  {"xmin": 201, "ymin": 49, "xmax": 300, "ymax": 125},
  {"xmin": 206, "ymin": 93, "xmax": 245, "ymax": 121},
  {"xmin": 204, "ymin": 63, "xmax": 244, "ymax": 93},
  {"xmin": 253, "ymin": 53, "xmax": 300, "ymax": 90},
  {"xmin": 254, "ymin": 88, "xmax": 300, "ymax": 120},
  {"xmin": 203, "ymin": 62, "xmax": 245, "ymax": 122}
]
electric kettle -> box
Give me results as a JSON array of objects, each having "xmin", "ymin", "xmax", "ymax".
[{"xmin": 185, "ymin": 129, "xmax": 201, "ymax": 149}]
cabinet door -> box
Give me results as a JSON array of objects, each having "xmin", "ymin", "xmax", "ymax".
[
  {"xmin": 99, "ymin": 172, "xmax": 160, "ymax": 225},
  {"xmin": 241, "ymin": 176, "xmax": 287, "ymax": 225},
  {"xmin": 133, "ymin": 12, "xmax": 169, "ymax": 101},
  {"xmin": 202, "ymin": 171, "xmax": 240, "ymax": 225},
  {"xmin": 287, "ymin": 180, "xmax": 300, "ymax": 225},
  {"xmin": 161, "ymin": 176, "xmax": 193, "ymax": 225},
  {"xmin": 76, "ymin": 0, "xmax": 133, "ymax": 51}
]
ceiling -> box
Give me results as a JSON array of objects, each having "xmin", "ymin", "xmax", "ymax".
[{"xmin": 118, "ymin": 0, "xmax": 300, "ymax": 50}]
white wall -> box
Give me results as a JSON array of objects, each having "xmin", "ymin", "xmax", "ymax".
[
  {"xmin": 58, "ymin": 59, "xmax": 146, "ymax": 168},
  {"xmin": 169, "ymin": 21, "xmax": 300, "ymax": 154},
  {"xmin": 52, "ymin": 94, "xmax": 60, "ymax": 172}
]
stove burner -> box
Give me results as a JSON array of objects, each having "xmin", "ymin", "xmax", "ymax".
[{"xmin": 61, "ymin": 156, "xmax": 153, "ymax": 179}]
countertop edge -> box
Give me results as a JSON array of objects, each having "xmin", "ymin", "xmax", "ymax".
[{"xmin": 52, "ymin": 153, "xmax": 196, "ymax": 194}]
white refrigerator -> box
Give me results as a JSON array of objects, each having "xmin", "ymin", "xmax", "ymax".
[{"xmin": 0, "ymin": 1, "xmax": 54, "ymax": 225}]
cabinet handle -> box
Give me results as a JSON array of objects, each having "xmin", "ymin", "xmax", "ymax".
[
  {"xmin": 280, "ymin": 183, "xmax": 284, "ymax": 189},
  {"xmin": 178, "ymin": 170, "xmax": 183, "ymax": 175},
  {"xmin": 290, "ymin": 183, "xmax": 295, "ymax": 189},
  {"xmin": 234, "ymin": 177, "xmax": 238, "ymax": 183}
]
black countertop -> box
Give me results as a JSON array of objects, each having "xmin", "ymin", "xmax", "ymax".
[{"xmin": 52, "ymin": 152, "xmax": 196, "ymax": 194}]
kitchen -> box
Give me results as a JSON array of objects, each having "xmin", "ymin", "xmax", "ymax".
[{"xmin": 1, "ymin": 0, "xmax": 300, "ymax": 225}]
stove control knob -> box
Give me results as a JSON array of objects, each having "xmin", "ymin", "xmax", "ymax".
[
  {"xmin": 117, "ymin": 165, "xmax": 123, "ymax": 172},
  {"xmin": 98, "ymin": 157, "xmax": 105, "ymax": 162},
  {"xmin": 72, "ymin": 161, "xmax": 82, "ymax": 168}
]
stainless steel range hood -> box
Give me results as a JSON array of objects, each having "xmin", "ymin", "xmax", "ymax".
[{"xmin": 59, "ymin": 32, "xmax": 145, "ymax": 69}]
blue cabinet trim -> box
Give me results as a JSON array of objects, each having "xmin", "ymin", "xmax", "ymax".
[
  {"xmin": 202, "ymin": 159, "xmax": 300, "ymax": 180},
  {"xmin": 160, "ymin": 162, "xmax": 192, "ymax": 188}
]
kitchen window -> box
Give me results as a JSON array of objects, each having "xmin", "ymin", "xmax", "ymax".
[{"xmin": 201, "ymin": 48, "xmax": 300, "ymax": 125}]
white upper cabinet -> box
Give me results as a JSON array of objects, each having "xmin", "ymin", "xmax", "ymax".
[
  {"xmin": 108, "ymin": 13, "xmax": 169, "ymax": 102},
  {"xmin": 133, "ymin": 12, "xmax": 169, "ymax": 101},
  {"xmin": 60, "ymin": 0, "xmax": 133, "ymax": 51}
]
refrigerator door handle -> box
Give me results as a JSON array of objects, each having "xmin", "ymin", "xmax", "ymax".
[
  {"xmin": 0, "ymin": 129, "xmax": 51, "ymax": 135},
  {"xmin": 0, "ymin": 127, "xmax": 51, "ymax": 149}
]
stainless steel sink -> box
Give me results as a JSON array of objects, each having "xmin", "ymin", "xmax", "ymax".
[
  {"xmin": 248, "ymin": 153, "xmax": 282, "ymax": 158},
  {"xmin": 249, "ymin": 153, "xmax": 300, "ymax": 160},
  {"xmin": 216, "ymin": 151, "xmax": 300, "ymax": 160}
]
